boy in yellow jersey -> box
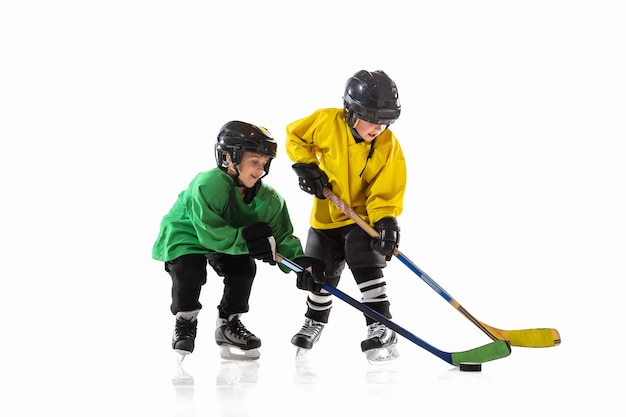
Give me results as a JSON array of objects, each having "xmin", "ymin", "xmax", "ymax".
[{"xmin": 286, "ymin": 70, "xmax": 406, "ymax": 362}]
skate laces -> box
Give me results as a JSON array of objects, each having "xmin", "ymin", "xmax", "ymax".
[
  {"xmin": 226, "ymin": 316, "xmax": 255, "ymax": 339},
  {"xmin": 298, "ymin": 318, "xmax": 324, "ymax": 338},
  {"xmin": 175, "ymin": 317, "xmax": 197, "ymax": 339},
  {"xmin": 366, "ymin": 322, "xmax": 387, "ymax": 340}
]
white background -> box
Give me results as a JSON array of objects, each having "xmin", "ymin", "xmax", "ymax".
[{"xmin": 1, "ymin": 1, "xmax": 624, "ymax": 416}]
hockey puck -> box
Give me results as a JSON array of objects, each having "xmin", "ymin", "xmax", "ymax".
[{"xmin": 459, "ymin": 362, "xmax": 482, "ymax": 372}]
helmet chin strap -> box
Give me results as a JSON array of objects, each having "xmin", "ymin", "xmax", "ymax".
[
  {"xmin": 349, "ymin": 126, "xmax": 364, "ymax": 142},
  {"xmin": 228, "ymin": 164, "xmax": 260, "ymax": 204},
  {"xmin": 225, "ymin": 153, "xmax": 245, "ymax": 187},
  {"xmin": 347, "ymin": 124, "xmax": 377, "ymax": 177},
  {"xmin": 229, "ymin": 164, "xmax": 244, "ymax": 187}
]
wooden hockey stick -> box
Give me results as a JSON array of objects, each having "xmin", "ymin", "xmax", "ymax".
[
  {"xmin": 277, "ymin": 254, "xmax": 511, "ymax": 366},
  {"xmin": 322, "ymin": 187, "xmax": 561, "ymax": 348}
]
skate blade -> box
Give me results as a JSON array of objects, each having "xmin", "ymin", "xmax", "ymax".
[
  {"xmin": 219, "ymin": 346, "xmax": 260, "ymax": 361},
  {"xmin": 295, "ymin": 347, "xmax": 311, "ymax": 359},
  {"xmin": 175, "ymin": 351, "xmax": 190, "ymax": 364},
  {"xmin": 172, "ymin": 355, "xmax": 194, "ymax": 386},
  {"xmin": 364, "ymin": 346, "xmax": 400, "ymax": 365}
]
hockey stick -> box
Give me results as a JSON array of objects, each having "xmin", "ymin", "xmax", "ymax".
[
  {"xmin": 321, "ymin": 187, "xmax": 561, "ymax": 348},
  {"xmin": 277, "ymin": 254, "xmax": 511, "ymax": 366}
]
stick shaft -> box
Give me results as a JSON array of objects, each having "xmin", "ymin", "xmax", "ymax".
[
  {"xmin": 278, "ymin": 254, "xmax": 510, "ymax": 365},
  {"xmin": 322, "ymin": 187, "xmax": 560, "ymax": 348}
]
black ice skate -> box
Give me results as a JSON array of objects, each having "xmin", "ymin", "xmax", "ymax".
[
  {"xmin": 360, "ymin": 322, "xmax": 400, "ymax": 364},
  {"xmin": 215, "ymin": 314, "xmax": 261, "ymax": 360},
  {"xmin": 172, "ymin": 310, "xmax": 199, "ymax": 361},
  {"xmin": 291, "ymin": 318, "xmax": 325, "ymax": 358}
]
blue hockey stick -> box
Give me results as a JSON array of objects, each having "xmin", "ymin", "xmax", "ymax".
[{"xmin": 277, "ymin": 254, "xmax": 510, "ymax": 366}]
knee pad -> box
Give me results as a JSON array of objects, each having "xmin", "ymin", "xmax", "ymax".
[{"xmin": 166, "ymin": 254, "xmax": 208, "ymax": 286}]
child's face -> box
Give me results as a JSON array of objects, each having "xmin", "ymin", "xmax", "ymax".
[
  {"xmin": 228, "ymin": 151, "xmax": 271, "ymax": 188},
  {"xmin": 354, "ymin": 119, "xmax": 387, "ymax": 142}
]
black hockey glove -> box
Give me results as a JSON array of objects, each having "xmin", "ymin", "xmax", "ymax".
[
  {"xmin": 370, "ymin": 217, "xmax": 400, "ymax": 261},
  {"xmin": 293, "ymin": 256, "xmax": 326, "ymax": 293},
  {"xmin": 242, "ymin": 222, "xmax": 277, "ymax": 265},
  {"xmin": 291, "ymin": 163, "xmax": 332, "ymax": 199}
]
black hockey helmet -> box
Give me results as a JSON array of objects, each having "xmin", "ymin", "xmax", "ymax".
[
  {"xmin": 343, "ymin": 70, "xmax": 401, "ymax": 127},
  {"xmin": 215, "ymin": 121, "xmax": 278, "ymax": 176}
]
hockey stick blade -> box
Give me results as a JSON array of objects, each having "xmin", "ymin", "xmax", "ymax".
[
  {"xmin": 321, "ymin": 187, "xmax": 560, "ymax": 348},
  {"xmin": 394, "ymin": 251, "xmax": 561, "ymax": 348},
  {"xmin": 277, "ymin": 254, "xmax": 511, "ymax": 366}
]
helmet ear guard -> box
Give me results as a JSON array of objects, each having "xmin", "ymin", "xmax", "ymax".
[
  {"xmin": 230, "ymin": 148, "xmax": 244, "ymax": 166},
  {"xmin": 344, "ymin": 103, "xmax": 359, "ymax": 128}
]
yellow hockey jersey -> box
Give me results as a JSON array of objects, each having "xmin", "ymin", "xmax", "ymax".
[{"xmin": 286, "ymin": 108, "xmax": 406, "ymax": 229}]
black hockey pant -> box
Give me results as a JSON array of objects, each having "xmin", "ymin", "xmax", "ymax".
[
  {"xmin": 165, "ymin": 253, "xmax": 256, "ymax": 319},
  {"xmin": 302, "ymin": 224, "xmax": 391, "ymax": 325}
]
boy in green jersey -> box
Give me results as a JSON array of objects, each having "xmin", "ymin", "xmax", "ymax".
[{"xmin": 153, "ymin": 121, "xmax": 325, "ymax": 360}]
